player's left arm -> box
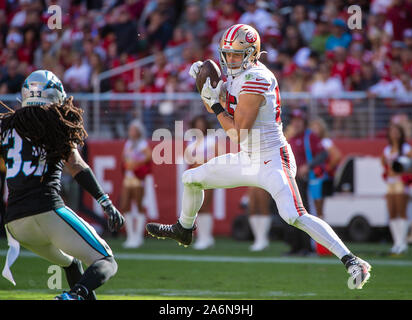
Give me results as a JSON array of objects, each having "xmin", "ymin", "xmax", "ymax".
[{"xmin": 64, "ymin": 148, "xmax": 124, "ymax": 232}]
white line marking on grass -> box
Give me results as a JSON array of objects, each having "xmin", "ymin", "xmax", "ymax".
[
  {"xmin": 266, "ymin": 291, "xmax": 317, "ymax": 297},
  {"xmin": 103, "ymin": 288, "xmax": 247, "ymax": 297},
  {"xmin": 1, "ymin": 250, "xmax": 412, "ymax": 267}
]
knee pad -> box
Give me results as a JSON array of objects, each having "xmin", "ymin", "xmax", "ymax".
[
  {"xmin": 182, "ymin": 167, "xmax": 207, "ymax": 188},
  {"xmin": 182, "ymin": 169, "xmax": 194, "ymax": 185},
  {"xmin": 278, "ymin": 208, "xmax": 300, "ymax": 226},
  {"xmin": 104, "ymin": 256, "xmax": 118, "ymax": 276}
]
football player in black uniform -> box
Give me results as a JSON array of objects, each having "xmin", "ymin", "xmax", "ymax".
[{"xmin": 0, "ymin": 70, "xmax": 124, "ymax": 300}]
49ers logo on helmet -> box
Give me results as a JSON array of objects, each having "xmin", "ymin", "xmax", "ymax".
[{"xmin": 245, "ymin": 31, "xmax": 257, "ymax": 43}]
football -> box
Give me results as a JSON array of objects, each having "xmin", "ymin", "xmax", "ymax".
[
  {"xmin": 196, "ymin": 60, "xmax": 222, "ymax": 113},
  {"xmin": 196, "ymin": 59, "xmax": 221, "ymax": 93}
]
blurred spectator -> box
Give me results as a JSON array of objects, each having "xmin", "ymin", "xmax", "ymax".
[
  {"xmin": 150, "ymin": 50, "xmax": 175, "ymax": 92},
  {"xmin": 17, "ymin": 28, "xmax": 37, "ymax": 65},
  {"xmin": 0, "ymin": 57, "xmax": 25, "ymax": 94},
  {"xmin": 239, "ymin": 0, "xmax": 275, "ymax": 34},
  {"xmin": 280, "ymin": 25, "xmax": 305, "ymax": 57},
  {"xmin": 160, "ymin": 71, "xmax": 187, "ymax": 130},
  {"xmin": 89, "ymin": 52, "xmax": 111, "ymax": 92},
  {"xmin": 310, "ymin": 17, "xmax": 330, "ymax": 55},
  {"xmin": 384, "ymin": 0, "xmax": 412, "ymax": 41},
  {"xmin": 139, "ymin": 69, "xmax": 161, "ymax": 135},
  {"xmin": 404, "ymin": 29, "xmax": 412, "ymax": 49},
  {"xmin": 381, "ymin": 123, "xmax": 412, "ymax": 255},
  {"xmin": 109, "ymin": 5, "xmax": 141, "ymax": 54},
  {"xmin": 283, "ymin": 109, "xmax": 326, "ymax": 256},
  {"xmin": 166, "ymin": 26, "xmax": 188, "ymax": 49},
  {"xmin": 107, "ymin": 77, "xmax": 134, "ymax": 138},
  {"xmin": 33, "ymin": 31, "xmax": 57, "ymax": 69},
  {"xmin": 400, "ymin": 47, "xmax": 412, "ymax": 76},
  {"xmin": 63, "ymin": 52, "xmax": 91, "ymax": 92},
  {"xmin": 178, "ymin": 2, "xmax": 207, "ymax": 43},
  {"xmin": 120, "ymin": 119, "xmax": 152, "ymax": 248},
  {"xmin": 10, "ymin": 0, "xmax": 33, "ymax": 28},
  {"xmin": 330, "ymin": 46, "xmax": 353, "ymax": 89},
  {"xmin": 309, "ymin": 117, "xmax": 342, "ymax": 218},
  {"xmin": 210, "ymin": 0, "xmax": 241, "ymax": 35},
  {"xmin": 350, "ymin": 63, "xmax": 380, "ymax": 91},
  {"xmin": 125, "ymin": 0, "xmax": 147, "ymax": 20},
  {"xmin": 310, "ymin": 63, "xmax": 344, "ymax": 98},
  {"xmin": 145, "ymin": 9, "xmax": 174, "ymax": 50},
  {"xmin": 6, "ymin": 27, "xmax": 24, "ymax": 53},
  {"xmin": 325, "ymin": 18, "xmax": 352, "ymax": 51},
  {"xmin": 291, "ymin": 4, "xmax": 317, "ymax": 44}
]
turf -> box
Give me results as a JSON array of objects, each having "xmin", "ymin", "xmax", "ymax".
[{"xmin": 0, "ymin": 237, "xmax": 411, "ymax": 300}]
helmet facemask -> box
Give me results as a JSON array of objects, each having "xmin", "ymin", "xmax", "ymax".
[{"xmin": 219, "ymin": 46, "xmax": 257, "ymax": 77}]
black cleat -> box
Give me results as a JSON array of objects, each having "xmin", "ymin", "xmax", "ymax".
[
  {"xmin": 146, "ymin": 221, "xmax": 196, "ymax": 247},
  {"xmin": 54, "ymin": 291, "xmax": 84, "ymax": 300}
]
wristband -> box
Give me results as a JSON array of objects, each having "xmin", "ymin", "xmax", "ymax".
[{"xmin": 211, "ymin": 103, "xmax": 225, "ymax": 116}]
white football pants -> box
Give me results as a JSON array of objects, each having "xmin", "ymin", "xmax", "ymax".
[{"xmin": 179, "ymin": 144, "xmax": 350, "ymax": 259}]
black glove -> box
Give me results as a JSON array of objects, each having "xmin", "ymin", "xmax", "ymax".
[{"xmin": 98, "ymin": 195, "xmax": 125, "ymax": 232}]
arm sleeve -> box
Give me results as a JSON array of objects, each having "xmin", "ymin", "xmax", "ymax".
[{"xmin": 73, "ymin": 167, "xmax": 106, "ymax": 202}]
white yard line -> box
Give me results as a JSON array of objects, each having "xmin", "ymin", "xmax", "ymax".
[{"xmin": 1, "ymin": 250, "xmax": 412, "ymax": 267}]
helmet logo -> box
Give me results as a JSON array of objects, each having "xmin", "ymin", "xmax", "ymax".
[{"xmin": 245, "ymin": 31, "xmax": 257, "ymax": 43}]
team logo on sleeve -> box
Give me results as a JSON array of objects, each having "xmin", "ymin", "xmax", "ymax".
[{"xmin": 245, "ymin": 31, "xmax": 257, "ymax": 43}]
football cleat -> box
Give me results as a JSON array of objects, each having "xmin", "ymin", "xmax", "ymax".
[
  {"xmin": 54, "ymin": 291, "xmax": 84, "ymax": 300},
  {"xmin": 146, "ymin": 220, "xmax": 196, "ymax": 247},
  {"xmin": 345, "ymin": 257, "xmax": 372, "ymax": 289}
]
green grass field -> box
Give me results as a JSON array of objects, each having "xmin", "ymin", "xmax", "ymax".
[{"xmin": 1, "ymin": 236, "xmax": 412, "ymax": 300}]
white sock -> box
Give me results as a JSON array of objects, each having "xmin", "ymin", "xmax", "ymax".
[
  {"xmin": 389, "ymin": 219, "xmax": 400, "ymax": 247},
  {"xmin": 294, "ymin": 214, "xmax": 351, "ymax": 259},
  {"xmin": 179, "ymin": 184, "xmax": 204, "ymax": 229},
  {"xmin": 398, "ymin": 218, "xmax": 409, "ymax": 247},
  {"xmin": 196, "ymin": 213, "xmax": 213, "ymax": 241},
  {"xmin": 249, "ymin": 215, "xmax": 260, "ymax": 243},
  {"xmin": 261, "ymin": 215, "xmax": 271, "ymax": 242},
  {"xmin": 135, "ymin": 213, "xmax": 146, "ymax": 243},
  {"xmin": 124, "ymin": 212, "xmax": 133, "ymax": 241},
  {"xmin": 254, "ymin": 215, "xmax": 271, "ymax": 243}
]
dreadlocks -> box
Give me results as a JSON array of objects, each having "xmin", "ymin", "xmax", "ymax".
[{"xmin": 0, "ymin": 96, "xmax": 87, "ymax": 163}]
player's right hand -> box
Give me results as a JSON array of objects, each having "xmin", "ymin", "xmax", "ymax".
[
  {"xmin": 100, "ymin": 198, "xmax": 125, "ymax": 232},
  {"xmin": 201, "ymin": 77, "xmax": 223, "ymax": 107},
  {"xmin": 189, "ymin": 61, "xmax": 203, "ymax": 79}
]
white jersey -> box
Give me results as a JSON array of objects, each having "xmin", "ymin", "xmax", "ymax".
[{"xmin": 225, "ymin": 61, "xmax": 287, "ymax": 154}]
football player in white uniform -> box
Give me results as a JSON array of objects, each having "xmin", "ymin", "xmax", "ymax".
[{"xmin": 147, "ymin": 24, "xmax": 371, "ymax": 289}]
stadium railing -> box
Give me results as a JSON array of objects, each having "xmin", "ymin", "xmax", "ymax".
[{"xmin": 1, "ymin": 92, "xmax": 411, "ymax": 139}]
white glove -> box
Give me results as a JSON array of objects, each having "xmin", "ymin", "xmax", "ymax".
[
  {"xmin": 201, "ymin": 77, "xmax": 223, "ymax": 107},
  {"xmin": 189, "ymin": 61, "xmax": 203, "ymax": 79}
]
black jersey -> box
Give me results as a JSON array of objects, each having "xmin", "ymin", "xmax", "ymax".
[{"xmin": 1, "ymin": 129, "xmax": 65, "ymax": 223}]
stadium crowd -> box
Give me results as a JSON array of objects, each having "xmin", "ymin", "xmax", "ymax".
[{"xmin": 1, "ymin": 0, "xmax": 412, "ymax": 93}]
